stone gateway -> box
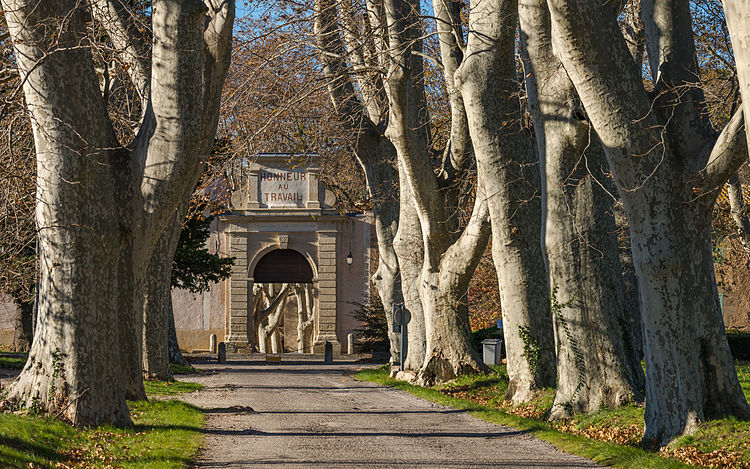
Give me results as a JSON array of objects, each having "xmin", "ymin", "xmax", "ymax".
[{"xmin": 171, "ymin": 154, "xmax": 373, "ymax": 354}]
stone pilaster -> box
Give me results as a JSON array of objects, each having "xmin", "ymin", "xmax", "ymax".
[
  {"xmin": 315, "ymin": 229, "xmax": 339, "ymax": 351},
  {"xmin": 307, "ymin": 168, "xmax": 321, "ymax": 209},
  {"xmin": 247, "ymin": 168, "xmax": 261, "ymax": 208},
  {"xmin": 225, "ymin": 231, "xmax": 250, "ymax": 352}
]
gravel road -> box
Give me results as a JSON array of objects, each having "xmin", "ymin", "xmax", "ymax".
[{"xmin": 180, "ymin": 355, "xmax": 601, "ymax": 468}]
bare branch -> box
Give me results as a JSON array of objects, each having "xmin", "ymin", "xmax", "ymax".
[
  {"xmin": 700, "ymin": 107, "xmax": 748, "ymax": 193},
  {"xmin": 726, "ymin": 172, "xmax": 750, "ymax": 260},
  {"xmin": 90, "ymin": 0, "xmax": 151, "ymax": 106}
]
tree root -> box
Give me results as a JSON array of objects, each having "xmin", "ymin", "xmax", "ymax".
[{"xmin": 416, "ymin": 353, "xmax": 490, "ymax": 386}]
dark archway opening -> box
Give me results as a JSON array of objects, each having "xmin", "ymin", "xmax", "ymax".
[{"xmin": 253, "ymin": 249, "xmax": 314, "ymax": 283}]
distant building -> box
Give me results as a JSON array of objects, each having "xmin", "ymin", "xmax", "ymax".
[{"xmin": 172, "ymin": 153, "xmax": 373, "ymax": 353}]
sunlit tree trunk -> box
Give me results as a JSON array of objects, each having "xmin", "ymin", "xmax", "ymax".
[
  {"xmin": 380, "ymin": 0, "xmax": 490, "ymax": 384},
  {"xmin": 455, "ymin": 0, "xmax": 555, "ymax": 402},
  {"xmin": 0, "ymin": 0, "xmax": 130, "ymax": 425},
  {"xmin": 519, "ymin": 0, "xmax": 644, "ymax": 415},
  {"xmin": 0, "ymin": 0, "xmax": 234, "ymax": 424},
  {"xmin": 548, "ymin": 0, "xmax": 749, "ymax": 444},
  {"xmin": 295, "ymin": 284, "xmax": 316, "ymax": 353},
  {"xmin": 255, "ymin": 284, "xmax": 290, "ymax": 353}
]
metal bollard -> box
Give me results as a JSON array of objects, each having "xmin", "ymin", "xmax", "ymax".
[
  {"xmin": 218, "ymin": 342, "xmax": 227, "ymax": 364},
  {"xmin": 324, "ymin": 341, "xmax": 333, "ymax": 363}
]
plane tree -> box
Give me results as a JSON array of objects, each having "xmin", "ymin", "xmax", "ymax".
[{"xmin": 0, "ymin": 0, "xmax": 234, "ymax": 425}]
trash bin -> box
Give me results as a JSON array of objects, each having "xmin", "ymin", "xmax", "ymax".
[{"xmin": 482, "ymin": 338, "xmax": 503, "ymax": 366}]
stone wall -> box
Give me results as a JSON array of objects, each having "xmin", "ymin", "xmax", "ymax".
[
  {"xmin": 716, "ymin": 237, "xmax": 750, "ymax": 331},
  {"xmin": 0, "ymin": 297, "xmax": 16, "ymax": 347}
]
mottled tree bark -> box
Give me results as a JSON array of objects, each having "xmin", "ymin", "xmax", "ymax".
[
  {"xmin": 519, "ymin": 0, "xmax": 644, "ymax": 416},
  {"xmin": 0, "ymin": 0, "xmax": 130, "ymax": 426},
  {"xmin": 1, "ymin": 0, "xmax": 234, "ymax": 423},
  {"xmin": 11, "ymin": 298, "xmax": 33, "ymax": 353},
  {"xmin": 381, "ymin": 0, "xmax": 490, "ymax": 384},
  {"xmin": 454, "ymin": 0, "xmax": 555, "ymax": 402},
  {"xmin": 316, "ymin": 0, "xmax": 411, "ymax": 365},
  {"xmin": 294, "ymin": 284, "xmax": 316, "ymax": 353},
  {"xmin": 167, "ymin": 299, "xmax": 189, "ymax": 366},
  {"xmin": 142, "ymin": 210, "xmax": 184, "ymax": 381},
  {"xmin": 115, "ymin": 0, "xmax": 234, "ymax": 400},
  {"xmin": 723, "ymin": 2, "xmax": 750, "ymax": 260},
  {"xmin": 724, "ymin": 1, "xmax": 750, "ymax": 146},
  {"xmin": 392, "ymin": 163, "xmax": 426, "ymax": 371},
  {"xmin": 548, "ymin": 0, "xmax": 749, "ymax": 444}
]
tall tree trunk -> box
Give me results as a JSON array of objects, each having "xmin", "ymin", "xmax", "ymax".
[
  {"xmin": 314, "ymin": 0, "xmax": 408, "ymax": 365},
  {"xmin": 724, "ymin": 0, "xmax": 750, "ymax": 146},
  {"xmin": 0, "ymin": 0, "xmax": 131, "ymax": 426},
  {"xmin": 295, "ymin": 284, "xmax": 315, "ymax": 353},
  {"xmin": 361, "ymin": 142, "xmax": 409, "ymax": 365},
  {"xmin": 1, "ymin": 0, "xmax": 234, "ymax": 424},
  {"xmin": 168, "ymin": 299, "xmax": 189, "ymax": 366},
  {"xmin": 380, "ymin": 0, "xmax": 489, "ymax": 383},
  {"xmin": 115, "ymin": 214, "xmax": 147, "ymax": 400},
  {"xmin": 115, "ymin": 0, "xmax": 234, "ymax": 401},
  {"xmin": 142, "ymin": 210, "xmax": 184, "ymax": 381},
  {"xmin": 11, "ymin": 297, "xmax": 33, "ymax": 353},
  {"xmin": 392, "ymin": 162, "xmax": 426, "ymax": 371},
  {"xmin": 519, "ymin": 0, "xmax": 644, "ymax": 416},
  {"xmin": 615, "ymin": 202, "xmax": 644, "ymax": 363},
  {"xmin": 456, "ymin": 0, "xmax": 555, "ymax": 403},
  {"xmin": 548, "ymin": 0, "xmax": 750, "ymax": 444},
  {"xmin": 416, "ymin": 181, "xmax": 491, "ymax": 385}
]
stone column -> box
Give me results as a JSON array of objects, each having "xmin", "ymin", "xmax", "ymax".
[
  {"xmin": 226, "ymin": 230, "xmax": 250, "ymax": 352},
  {"xmin": 315, "ymin": 229, "xmax": 340, "ymax": 351}
]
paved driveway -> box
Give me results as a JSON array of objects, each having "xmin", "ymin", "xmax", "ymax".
[{"xmin": 181, "ymin": 355, "xmax": 601, "ymax": 468}]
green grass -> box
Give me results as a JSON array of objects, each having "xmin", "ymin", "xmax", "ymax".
[
  {"xmin": 170, "ymin": 363, "xmax": 199, "ymax": 375},
  {"xmin": 356, "ymin": 366, "xmax": 698, "ymax": 468},
  {"xmin": 144, "ymin": 379, "xmax": 204, "ymax": 396},
  {"xmin": 667, "ymin": 361, "xmax": 750, "ymax": 464},
  {"xmin": 0, "ymin": 355, "xmax": 26, "ymax": 370},
  {"xmin": 737, "ymin": 360, "xmax": 750, "ymax": 401},
  {"xmin": 0, "ymin": 377, "xmax": 205, "ymax": 468},
  {"xmin": 0, "ymin": 399, "xmax": 203, "ymax": 468}
]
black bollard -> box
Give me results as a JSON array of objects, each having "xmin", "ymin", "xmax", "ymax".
[
  {"xmin": 324, "ymin": 341, "xmax": 333, "ymax": 363},
  {"xmin": 218, "ymin": 342, "xmax": 227, "ymax": 364}
]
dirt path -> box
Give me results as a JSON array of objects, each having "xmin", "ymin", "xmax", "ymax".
[{"xmin": 180, "ymin": 355, "xmax": 600, "ymax": 468}]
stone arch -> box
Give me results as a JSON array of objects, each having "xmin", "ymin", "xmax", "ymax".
[
  {"xmin": 249, "ymin": 248, "xmax": 318, "ymax": 353},
  {"xmin": 253, "ymin": 249, "xmax": 314, "ymax": 283},
  {"xmin": 248, "ymin": 244, "xmax": 318, "ymax": 282}
]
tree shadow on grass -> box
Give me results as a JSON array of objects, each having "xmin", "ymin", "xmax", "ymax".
[{"xmin": 0, "ymin": 435, "xmax": 67, "ymax": 465}]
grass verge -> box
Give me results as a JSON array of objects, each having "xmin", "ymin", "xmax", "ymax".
[
  {"xmin": 0, "ymin": 353, "xmax": 27, "ymax": 370},
  {"xmin": 170, "ymin": 363, "xmax": 199, "ymax": 375},
  {"xmin": 144, "ymin": 379, "xmax": 204, "ymax": 396},
  {"xmin": 0, "ymin": 380, "xmax": 204, "ymax": 468},
  {"xmin": 356, "ymin": 364, "xmax": 750, "ymax": 468}
]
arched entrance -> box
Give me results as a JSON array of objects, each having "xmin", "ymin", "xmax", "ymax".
[
  {"xmin": 253, "ymin": 249, "xmax": 314, "ymax": 283},
  {"xmin": 251, "ymin": 249, "xmax": 316, "ymax": 354}
]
